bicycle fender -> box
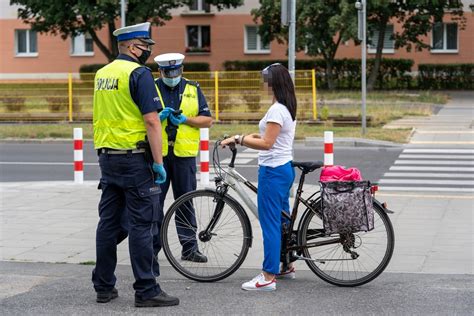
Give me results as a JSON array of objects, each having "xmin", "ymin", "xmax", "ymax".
[
  {"xmin": 203, "ymin": 188, "xmax": 254, "ymax": 248},
  {"xmin": 374, "ymin": 199, "xmax": 394, "ymax": 214}
]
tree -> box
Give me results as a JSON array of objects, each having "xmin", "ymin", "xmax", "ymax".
[
  {"xmin": 366, "ymin": 0, "xmax": 466, "ymax": 90},
  {"xmin": 11, "ymin": 0, "xmax": 243, "ymax": 61},
  {"xmin": 252, "ymin": 0, "xmax": 357, "ymax": 89}
]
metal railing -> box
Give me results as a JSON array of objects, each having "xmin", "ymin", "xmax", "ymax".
[{"xmin": 0, "ymin": 70, "xmax": 318, "ymax": 122}]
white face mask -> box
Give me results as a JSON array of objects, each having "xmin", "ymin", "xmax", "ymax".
[{"xmin": 163, "ymin": 76, "xmax": 181, "ymax": 88}]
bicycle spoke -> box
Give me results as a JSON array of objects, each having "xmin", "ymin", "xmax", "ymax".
[
  {"xmin": 162, "ymin": 190, "xmax": 250, "ymax": 282},
  {"xmin": 300, "ymin": 201, "xmax": 394, "ymax": 286}
]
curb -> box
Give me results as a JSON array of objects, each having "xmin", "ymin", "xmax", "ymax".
[{"xmin": 304, "ymin": 137, "xmax": 402, "ymax": 148}]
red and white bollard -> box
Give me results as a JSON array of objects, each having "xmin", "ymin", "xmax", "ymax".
[
  {"xmin": 324, "ymin": 131, "xmax": 334, "ymax": 166},
  {"xmin": 74, "ymin": 127, "xmax": 83, "ymax": 183},
  {"xmin": 200, "ymin": 128, "xmax": 209, "ymax": 186}
]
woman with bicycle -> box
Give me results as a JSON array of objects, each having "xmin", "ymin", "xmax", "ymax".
[{"xmin": 220, "ymin": 63, "xmax": 297, "ymax": 291}]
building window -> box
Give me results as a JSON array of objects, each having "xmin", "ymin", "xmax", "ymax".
[
  {"xmin": 71, "ymin": 33, "xmax": 94, "ymax": 56},
  {"xmin": 189, "ymin": 0, "xmax": 211, "ymax": 12},
  {"xmin": 245, "ymin": 26, "xmax": 270, "ymax": 54},
  {"xmin": 431, "ymin": 22, "xmax": 458, "ymax": 53},
  {"xmin": 15, "ymin": 29, "xmax": 38, "ymax": 56},
  {"xmin": 368, "ymin": 24, "xmax": 394, "ymax": 54},
  {"xmin": 186, "ymin": 25, "xmax": 211, "ymax": 53}
]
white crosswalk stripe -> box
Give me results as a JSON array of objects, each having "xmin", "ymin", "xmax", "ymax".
[{"xmin": 379, "ymin": 147, "xmax": 474, "ymax": 193}]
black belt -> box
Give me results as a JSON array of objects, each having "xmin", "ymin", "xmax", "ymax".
[{"xmin": 100, "ymin": 148, "xmax": 146, "ymax": 155}]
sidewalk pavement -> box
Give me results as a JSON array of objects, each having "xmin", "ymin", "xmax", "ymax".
[{"xmin": 1, "ymin": 179, "xmax": 472, "ymax": 275}]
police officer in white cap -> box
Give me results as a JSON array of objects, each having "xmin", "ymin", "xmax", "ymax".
[
  {"xmin": 154, "ymin": 53, "xmax": 212, "ymax": 263},
  {"xmin": 92, "ymin": 22, "xmax": 179, "ymax": 308}
]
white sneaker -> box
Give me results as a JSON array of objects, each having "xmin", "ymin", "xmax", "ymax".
[
  {"xmin": 241, "ymin": 273, "xmax": 276, "ymax": 291},
  {"xmin": 276, "ymin": 266, "xmax": 296, "ymax": 279}
]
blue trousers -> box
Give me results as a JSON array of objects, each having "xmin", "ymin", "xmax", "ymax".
[
  {"xmin": 92, "ymin": 152, "xmax": 163, "ymax": 300},
  {"xmin": 258, "ymin": 161, "xmax": 295, "ymax": 275},
  {"xmin": 159, "ymin": 148, "xmax": 198, "ymax": 255}
]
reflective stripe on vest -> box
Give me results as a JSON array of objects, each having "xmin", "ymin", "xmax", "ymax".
[
  {"xmin": 93, "ymin": 59, "xmax": 154, "ymax": 150},
  {"xmin": 157, "ymin": 80, "xmax": 200, "ymax": 157}
]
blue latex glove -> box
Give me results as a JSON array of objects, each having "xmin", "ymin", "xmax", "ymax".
[
  {"xmin": 169, "ymin": 113, "xmax": 187, "ymax": 126},
  {"xmin": 152, "ymin": 162, "xmax": 167, "ymax": 184},
  {"xmin": 158, "ymin": 107, "xmax": 174, "ymax": 122}
]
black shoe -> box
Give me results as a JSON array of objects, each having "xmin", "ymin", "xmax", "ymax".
[
  {"xmin": 96, "ymin": 287, "xmax": 118, "ymax": 303},
  {"xmin": 135, "ymin": 291, "xmax": 180, "ymax": 307},
  {"xmin": 181, "ymin": 250, "xmax": 208, "ymax": 263}
]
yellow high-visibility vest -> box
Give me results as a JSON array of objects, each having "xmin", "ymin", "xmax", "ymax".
[
  {"xmin": 93, "ymin": 59, "xmax": 157, "ymax": 150},
  {"xmin": 157, "ymin": 79, "xmax": 200, "ymax": 157}
]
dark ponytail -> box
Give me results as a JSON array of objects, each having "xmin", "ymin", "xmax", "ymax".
[{"xmin": 263, "ymin": 64, "xmax": 297, "ymax": 121}]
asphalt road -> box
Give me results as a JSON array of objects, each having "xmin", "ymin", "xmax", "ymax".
[
  {"xmin": 0, "ymin": 141, "xmax": 403, "ymax": 184},
  {"xmin": 0, "ymin": 261, "xmax": 472, "ymax": 315}
]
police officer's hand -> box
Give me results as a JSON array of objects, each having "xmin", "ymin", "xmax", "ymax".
[
  {"xmin": 169, "ymin": 113, "xmax": 187, "ymax": 126},
  {"xmin": 158, "ymin": 107, "xmax": 174, "ymax": 122},
  {"xmin": 152, "ymin": 162, "xmax": 167, "ymax": 184}
]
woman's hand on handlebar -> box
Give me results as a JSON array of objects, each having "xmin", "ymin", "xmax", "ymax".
[{"xmin": 220, "ymin": 136, "xmax": 236, "ymax": 148}]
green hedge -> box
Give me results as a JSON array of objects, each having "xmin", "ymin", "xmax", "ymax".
[
  {"xmin": 224, "ymin": 58, "xmax": 414, "ymax": 90},
  {"xmin": 79, "ymin": 62, "xmax": 210, "ymax": 81},
  {"xmin": 418, "ymin": 64, "xmax": 473, "ymax": 90}
]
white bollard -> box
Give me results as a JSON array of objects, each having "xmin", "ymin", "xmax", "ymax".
[
  {"xmin": 74, "ymin": 128, "xmax": 84, "ymax": 183},
  {"xmin": 200, "ymin": 128, "xmax": 209, "ymax": 186},
  {"xmin": 324, "ymin": 131, "xmax": 334, "ymax": 166}
]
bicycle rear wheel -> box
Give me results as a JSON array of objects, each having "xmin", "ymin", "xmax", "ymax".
[
  {"xmin": 298, "ymin": 200, "xmax": 394, "ymax": 287},
  {"xmin": 161, "ymin": 189, "xmax": 252, "ymax": 282}
]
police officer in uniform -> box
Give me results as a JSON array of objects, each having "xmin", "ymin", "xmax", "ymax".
[
  {"xmin": 154, "ymin": 53, "xmax": 213, "ymax": 263},
  {"xmin": 92, "ymin": 22, "xmax": 179, "ymax": 308}
]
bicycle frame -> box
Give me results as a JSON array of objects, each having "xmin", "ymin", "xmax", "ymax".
[{"xmin": 215, "ymin": 145, "xmax": 320, "ymax": 236}]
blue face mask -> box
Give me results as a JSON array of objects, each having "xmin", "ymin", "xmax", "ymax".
[{"xmin": 163, "ymin": 76, "xmax": 181, "ymax": 88}]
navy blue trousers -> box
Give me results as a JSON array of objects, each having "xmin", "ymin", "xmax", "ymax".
[
  {"xmin": 92, "ymin": 152, "xmax": 163, "ymax": 300},
  {"xmin": 258, "ymin": 161, "xmax": 295, "ymax": 275},
  {"xmin": 159, "ymin": 148, "xmax": 198, "ymax": 255}
]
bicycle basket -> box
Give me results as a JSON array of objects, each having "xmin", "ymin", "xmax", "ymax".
[{"xmin": 320, "ymin": 181, "xmax": 374, "ymax": 235}]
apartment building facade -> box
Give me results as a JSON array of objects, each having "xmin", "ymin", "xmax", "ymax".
[{"xmin": 1, "ymin": 0, "xmax": 473, "ymax": 80}]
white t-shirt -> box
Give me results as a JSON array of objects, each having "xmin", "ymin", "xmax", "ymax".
[{"xmin": 258, "ymin": 101, "xmax": 296, "ymax": 167}]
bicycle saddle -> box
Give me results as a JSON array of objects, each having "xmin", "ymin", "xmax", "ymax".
[{"xmin": 292, "ymin": 161, "xmax": 324, "ymax": 173}]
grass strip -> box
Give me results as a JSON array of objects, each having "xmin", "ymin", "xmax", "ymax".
[{"xmin": 0, "ymin": 123, "xmax": 412, "ymax": 143}]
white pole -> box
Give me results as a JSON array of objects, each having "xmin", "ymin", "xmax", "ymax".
[
  {"xmin": 361, "ymin": 0, "xmax": 367, "ymax": 135},
  {"xmin": 121, "ymin": 0, "xmax": 126, "ymax": 28},
  {"xmin": 288, "ymin": 0, "xmax": 296, "ymax": 82},
  {"xmin": 73, "ymin": 128, "xmax": 84, "ymax": 184},
  {"xmin": 324, "ymin": 131, "xmax": 334, "ymax": 166},
  {"xmin": 200, "ymin": 128, "xmax": 210, "ymax": 186}
]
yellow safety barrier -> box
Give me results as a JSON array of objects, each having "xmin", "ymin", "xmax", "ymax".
[{"xmin": 0, "ymin": 70, "xmax": 318, "ymax": 122}]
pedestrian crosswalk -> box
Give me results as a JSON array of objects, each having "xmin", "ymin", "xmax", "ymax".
[{"xmin": 379, "ymin": 148, "xmax": 474, "ymax": 193}]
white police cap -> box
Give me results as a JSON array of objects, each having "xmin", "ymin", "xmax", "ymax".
[
  {"xmin": 154, "ymin": 53, "xmax": 185, "ymax": 70},
  {"xmin": 112, "ymin": 22, "xmax": 155, "ymax": 44}
]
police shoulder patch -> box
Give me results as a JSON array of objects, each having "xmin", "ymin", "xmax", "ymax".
[{"xmin": 184, "ymin": 79, "xmax": 199, "ymax": 87}]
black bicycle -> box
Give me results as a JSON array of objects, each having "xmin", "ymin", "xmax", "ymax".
[{"xmin": 161, "ymin": 140, "xmax": 395, "ymax": 286}]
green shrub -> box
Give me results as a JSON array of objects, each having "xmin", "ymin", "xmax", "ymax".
[
  {"xmin": 223, "ymin": 58, "xmax": 414, "ymax": 90},
  {"xmin": 1, "ymin": 96, "xmax": 26, "ymax": 112},
  {"xmin": 418, "ymin": 63, "xmax": 474, "ymax": 90},
  {"xmin": 46, "ymin": 97, "xmax": 80, "ymax": 113},
  {"xmin": 79, "ymin": 62, "xmax": 210, "ymax": 81},
  {"xmin": 320, "ymin": 105, "xmax": 330, "ymax": 121}
]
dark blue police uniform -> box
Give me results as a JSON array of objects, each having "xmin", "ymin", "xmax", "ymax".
[
  {"xmin": 155, "ymin": 78, "xmax": 211, "ymax": 255},
  {"xmin": 92, "ymin": 54, "xmax": 165, "ymax": 300}
]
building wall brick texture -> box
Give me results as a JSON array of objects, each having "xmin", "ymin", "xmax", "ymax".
[{"xmin": 1, "ymin": 10, "xmax": 473, "ymax": 77}]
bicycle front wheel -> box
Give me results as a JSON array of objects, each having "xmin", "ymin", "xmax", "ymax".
[
  {"xmin": 161, "ymin": 189, "xmax": 252, "ymax": 282},
  {"xmin": 298, "ymin": 200, "xmax": 394, "ymax": 287}
]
